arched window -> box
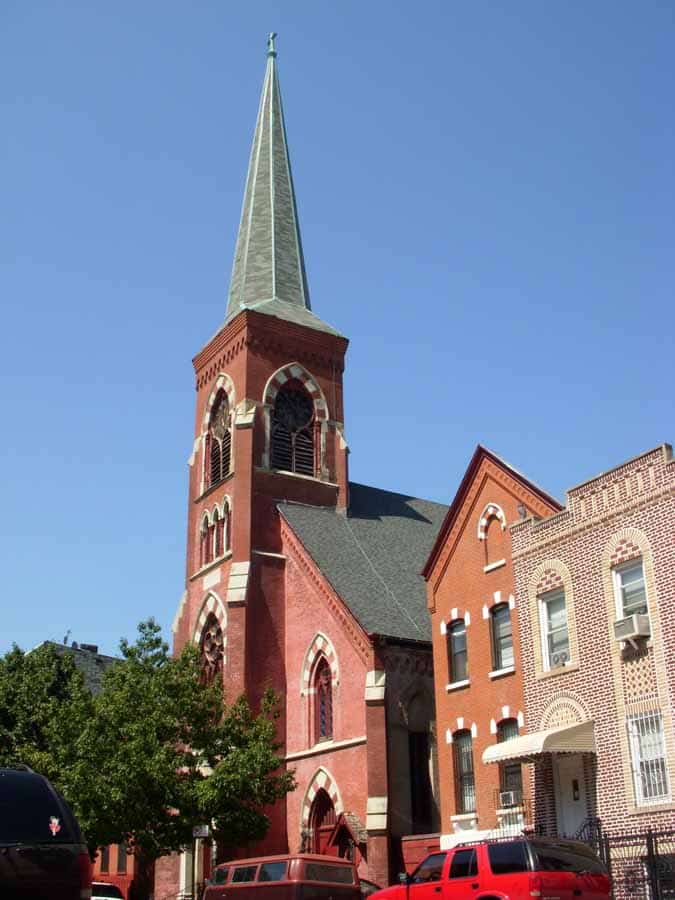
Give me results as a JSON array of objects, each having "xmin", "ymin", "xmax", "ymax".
[
  {"xmin": 199, "ymin": 516, "xmax": 211, "ymax": 568},
  {"xmin": 271, "ymin": 382, "xmax": 315, "ymax": 476},
  {"xmin": 314, "ymin": 658, "xmax": 333, "ymax": 743},
  {"xmin": 207, "ymin": 391, "xmax": 232, "ymax": 488},
  {"xmin": 447, "ymin": 620, "xmax": 468, "ymax": 684},
  {"xmin": 199, "ymin": 612, "xmax": 224, "ymax": 683},
  {"xmin": 453, "ymin": 730, "xmax": 475, "ymax": 814},
  {"xmin": 491, "ymin": 604, "xmax": 514, "ymax": 671},
  {"xmin": 496, "ymin": 719, "xmax": 523, "ymax": 802},
  {"xmin": 539, "ymin": 587, "xmax": 569, "ymax": 670},
  {"xmin": 213, "ymin": 510, "xmax": 223, "ymax": 557}
]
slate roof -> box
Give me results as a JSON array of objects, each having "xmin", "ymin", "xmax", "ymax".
[
  {"xmin": 278, "ymin": 483, "xmax": 448, "ymax": 643},
  {"xmin": 225, "ymin": 36, "xmax": 340, "ymax": 338},
  {"xmin": 40, "ymin": 641, "xmax": 118, "ymax": 695}
]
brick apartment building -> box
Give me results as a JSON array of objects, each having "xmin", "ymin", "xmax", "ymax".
[
  {"xmin": 486, "ymin": 444, "xmax": 675, "ymax": 839},
  {"xmin": 422, "ymin": 447, "xmax": 561, "ymax": 848},
  {"xmin": 155, "ymin": 38, "xmax": 446, "ymax": 899}
]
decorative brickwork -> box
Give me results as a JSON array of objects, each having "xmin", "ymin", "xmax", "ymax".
[{"xmin": 512, "ymin": 444, "xmax": 675, "ymax": 834}]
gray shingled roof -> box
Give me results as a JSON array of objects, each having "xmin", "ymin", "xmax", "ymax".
[
  {"xmin": 278, "ymin": 483, "xmax": 448, "ymax": 642},
  {"xmin": 42, "ymin": 641, "xmax": 118, "ymax": 695},
  {"xmin": 225, "ymin": 37, "xmax": 340, "ymax": 338}
]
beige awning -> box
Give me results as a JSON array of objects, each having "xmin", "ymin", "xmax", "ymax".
[{"xmin": 482, "ymin": 721, "xmax": 596, "ymax": 765}]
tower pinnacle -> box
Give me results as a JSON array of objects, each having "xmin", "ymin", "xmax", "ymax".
[{"xmin": 225, "ymin": 36, "xmax": 341, "ymax": 336}]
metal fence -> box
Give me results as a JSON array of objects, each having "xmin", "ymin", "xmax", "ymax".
[{"xmin": 577, "ymin": 822, "xmax": 675, "ymax": 900}]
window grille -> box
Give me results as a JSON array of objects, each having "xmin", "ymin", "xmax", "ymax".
[
  {"xmin": 453, "ymin": 730, "xmax": 475, "ymax": 814},
  {"xmin": 627, "ymin": 711, "xmax": 670, "ymax": 805},
  {"xmin": 448, "ymin": 620, "xmax": 467, "ymax": 682},
  {"xmin": 616, "ymin": 559, "xmax": 648, "ymax": 617},
  {"xmin": 491, "ymin": 604, "xmax": 514, "ymax": 670},
  {"xmin": 271, "ymin": 386, "xmax": 315, "ymax": 476},
  {"xmin": 540, "ymin": 588, "xmax": 569, "ymax": 669}
]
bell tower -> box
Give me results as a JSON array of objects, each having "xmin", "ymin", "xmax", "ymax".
[{"xmin": 173, "ymin": 34, "xmax": 349, "ymax": 742}]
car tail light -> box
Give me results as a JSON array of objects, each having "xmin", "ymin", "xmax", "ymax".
[
  {"xmin": 78, "ymin": 851, "xmax": 92, "ymax": 899},
  {"xmin": 528, "ymin": 874, "xmax": 542, "ymax": 897}
]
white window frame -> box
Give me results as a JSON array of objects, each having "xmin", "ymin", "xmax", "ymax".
[
  {"xmin": 627, "ymin": 711, "xmax": 671, "ymax": 806},
  {"xmin": 613, "ymin": 558, "xmax": 648, "ymax": 620},
  {"xmin": 539, "ymin": 588, "xmax": 570, "ymax": 672}
]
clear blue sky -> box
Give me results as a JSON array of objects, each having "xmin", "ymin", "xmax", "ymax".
[{"xmin": 2, "ymin": 1, "xmax": 673, "ymax": 656}]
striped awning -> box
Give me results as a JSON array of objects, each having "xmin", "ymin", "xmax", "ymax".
[{"xmin": 482, "ymin": 721, "xmax": 596, "ymax": 765}]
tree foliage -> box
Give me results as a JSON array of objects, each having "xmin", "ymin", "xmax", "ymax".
[{"xmin": 0, "ymin": 620, "xmax": 295, "ymax": 860}]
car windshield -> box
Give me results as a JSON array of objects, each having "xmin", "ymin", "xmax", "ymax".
[
  {"xmin": 93, "ymin": 885, "xmax": 125, "ymax": 898},
  {"xmin": 0, "ymin": 773, "xmax": 76, "ymax": 844}
]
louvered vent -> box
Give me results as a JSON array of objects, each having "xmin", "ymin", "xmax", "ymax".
[
  {"xmin": 294, "ymin": 429, "xmax": 314, "ymax": 476},
  {"xmin": 210, "ymin": 441, "xmax": 222, "ymax": 487},
  {"xmin": 271, "ymin": 385, "xmax": 315, "ymax": 476}
]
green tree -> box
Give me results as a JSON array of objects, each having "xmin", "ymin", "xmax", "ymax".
[
  {"xmin": 0, "ymin": 642, "xmax": 93, "ymax": 780},
  {"xmin": 0, "ymin": 620, "xmax": 295, "ymax": 863}
]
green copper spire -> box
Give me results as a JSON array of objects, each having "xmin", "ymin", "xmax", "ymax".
[{"xmin": 226, "ymin": 33, "xmax": 326, "ymax": 328}]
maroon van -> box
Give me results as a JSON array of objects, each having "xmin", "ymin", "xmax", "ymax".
[{"xmin": 203, "ymin": 854, "xmax": 360, "ymax": 900}]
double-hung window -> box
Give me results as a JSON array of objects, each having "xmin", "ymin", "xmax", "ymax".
[
  {"xmin": 453, "ymin": 730, "xmax": 475, "ymax": 814},
  {"xmin": 540, "ymin": 588, "xmax": 569, "ymax": 670},
  {"xmin": 627, "ymin": 711, "xmax": 670, "ymax": 805},
  {"xmin": 447, "ymin": 621, "xmax": 467, "ymax": 683},
  {"xmin": 491, "ymin": 604, "xmax": 514, "ymax": 670},
  {"xmin": 615, "ymin": 559, "xmax": 647, "ymax": 618},
  {"xmin": 497, "ymin": 719, "xmax": 523, "ymax": 800}
]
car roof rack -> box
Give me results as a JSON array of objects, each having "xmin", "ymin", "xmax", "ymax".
[{"xmin": 1, "ymin": 764, "xmax": 36, "ymax": 773}]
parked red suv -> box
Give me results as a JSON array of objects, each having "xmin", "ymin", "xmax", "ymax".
[{"xmin": 373, "ymin": 837, "xmax": 610, "ymax": 900}]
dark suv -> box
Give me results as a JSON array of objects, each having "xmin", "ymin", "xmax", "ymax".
[{"xmin": 0, "ymin": 766, "xmax": 92, "ymax": 900}]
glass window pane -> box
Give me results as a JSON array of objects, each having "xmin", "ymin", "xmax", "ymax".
[
  {"xmin": 492, "ymin": 605, "xmax": 513, "ymax": 669},
  {"xmin": 619, "ymin": 561, "xmax": 647, "ymax": 616},
  {"xmin": 449, "ymin": 622, "xmax": 468, "ymax": 682},
  {"xmin": 412, "ymin": 854, "xmax": 446, "ymax": 883},
  {"xmin": 542, "ymin": 589, "xmax": 569, "ymax": 667},
  {"xmin": 259, "ymin": 863, "xmax": 287, "ymax": 882},
  {"xmin": 449, "ymin": 849, "xmax": 477, "ymax": 879},
  {"xmin": 232, "ymin": 866, "xmax": 258, "ymax": 883},
  {"xmin": 487, "ymin": 842, "xmax": 529, "ymax": 874}
]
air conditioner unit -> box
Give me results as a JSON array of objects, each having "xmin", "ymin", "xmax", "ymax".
[
  {"xmin": 499, "ymin": 790, "xmax": 520, "ymax": 808},
  {"xmin": 614, "ymin": 613, "xmax": 650, "ymax": 644}
]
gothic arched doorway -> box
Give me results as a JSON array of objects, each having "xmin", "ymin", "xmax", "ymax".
[{"xmin": 308, "ymin": 789, "xmax": 337, "ymax": 855}]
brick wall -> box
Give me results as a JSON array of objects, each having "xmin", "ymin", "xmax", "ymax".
[
  {"xmin": 512, "ymin": 444, "xmax": 675, "ymax": 833},
  {"xmin": 425, "ymin": 450, "xmax": 560, "ymax": 841}
]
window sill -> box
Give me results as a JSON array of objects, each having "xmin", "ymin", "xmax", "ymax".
[
  {"xmin": 257, "ymin": 466, "xmax": 338, "ymax": 488},
  {"xmin": 489, "ymin": 666, "xmax": 515, "ymax": 680},
  {"xmin": 450, "ymin": 813, "xmax": 477, "ymax": 823},
  {"xmin": 446, "ymin": 679, "xmax": 470, "ymax": 692},
  {"xmin": 484, "ymin": 559, "xmax": 506, "ymax": 573},
  {"xmin": 536, "ymin": 661, "xmax": 579, "ymax": 680},
  {"xmin": 194, "ymin": 471, "xmax": 234, "ymax": 503},
  {"xmin": 189, "ymin": 551, "xmax": 232, "ymax": 581},
  {"xmin": 628, "ymin": 800, "xmax": 675, "ymax": 816}
]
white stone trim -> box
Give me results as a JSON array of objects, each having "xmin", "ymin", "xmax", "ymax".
[
  {"xmin": 285, "ymin": 736, "xmax": 366, "ymax": 762},
  {"xmin": 477, "ymin": 502, "xmax": 507, "ymax": 540},
  {"xmin": 446, "ymin": 679, "xmax": 470, "ymax": 692},
  {"xmin": 193, "ymin": 591, "xmax": 227, "ymax": 644},
  {"xmin": 366, "ymin": 796, "xmax": 388, "ymax": 831},
  {"xmin": 226, "ymin": 561, "xmax": 250, "ymax": 605},
  {"xmin": 365, "ymin": 670, "xmax": 386, "ymax": 702}
]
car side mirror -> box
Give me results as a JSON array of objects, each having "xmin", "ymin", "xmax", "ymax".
[{"xmin": 398, "ymin": 873, "xmax": 410, "ymax": 885}]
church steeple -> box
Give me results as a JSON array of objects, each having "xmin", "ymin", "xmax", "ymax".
[{"xmin": 226, "ymin": 35, "xmax": 339, "ymax": 335}]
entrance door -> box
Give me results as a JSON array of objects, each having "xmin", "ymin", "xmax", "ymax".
[{"xmin": 553, "ymin": 755, "xmax": 587, "ymax": 836}]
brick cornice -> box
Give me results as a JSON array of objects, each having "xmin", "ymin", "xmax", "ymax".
[
  {"xmin": 193, "ymin": 310, "xmax": 348, "ymax": 389},
  {"xmin": 429, "ymin": 458, "xmax": 558, "ymax": 594},
  {"xmin": 280, "ymin": 518, "xmax": 372, "ymax": 666},
  {"xmin": 512, "ymin": 483, "xmax": 674, "ymax": 560}
]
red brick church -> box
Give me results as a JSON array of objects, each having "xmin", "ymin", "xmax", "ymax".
[{"xmin": 155, "ymin": 36, "xmax": 446, "ymax": 898}]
